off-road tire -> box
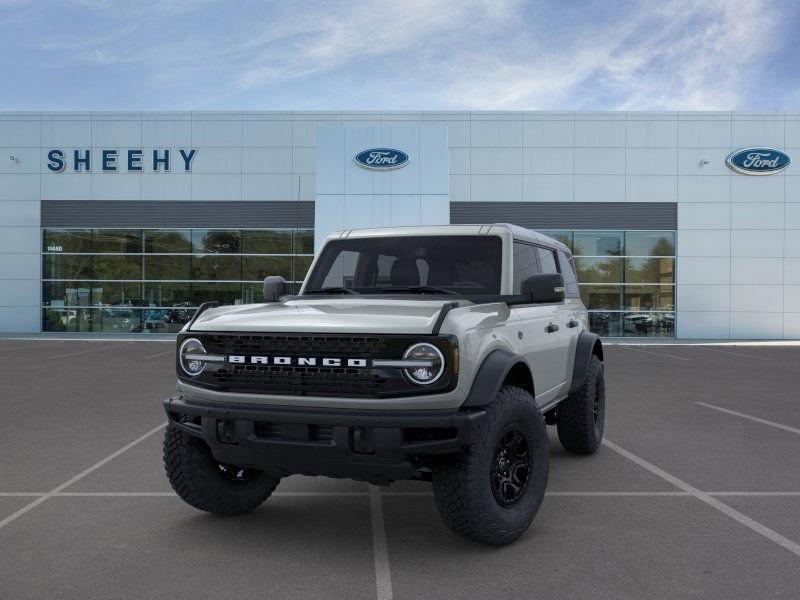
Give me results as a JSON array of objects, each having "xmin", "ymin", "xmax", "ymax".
[
  {"xmin": 163, "ymin": 421, "xmax": 280, "ymax": 516},
  {"xmin": 431, "ymin": 386, "xmax": 549, "ymax": 545},
  {"xmin": 556, "ymin": 354, "xmax": 605, "ymax": 454}
]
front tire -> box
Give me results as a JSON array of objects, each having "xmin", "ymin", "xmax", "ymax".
[
  {"xmin": 556, "ymin": 354, "xmax": 605, "ymax": 454},
  {"xmin": 163, "ymin": 421, "xmax": 280, "ymax": 516},
  {"xmin": 431, "ymin": 386, "xmax": 549, "ymax": 545}
]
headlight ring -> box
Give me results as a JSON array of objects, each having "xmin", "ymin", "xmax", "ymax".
[{"xmin": 402, "ymin": 342, "xmax": 445, "ymax": 386}]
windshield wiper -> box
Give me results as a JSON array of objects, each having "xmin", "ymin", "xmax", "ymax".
[
  {"xmin": 303, "ymin": 287, "xmax": 359, "ymax": 295},
  {"xmin": 376, "ymin": 286, "xmax": 459, "ymax": 296}
]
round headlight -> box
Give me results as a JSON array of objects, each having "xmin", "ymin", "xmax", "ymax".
[
  {"xmin": 179, "ymin": 337, "xmax": 207, "ymax": 377},
  {"xmin": 403, "ymin": 343, "xmax": 445, "ymax": 386}
]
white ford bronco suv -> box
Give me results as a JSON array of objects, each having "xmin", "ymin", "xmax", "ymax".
[{"xmin": 163, "ymin": 224, "xmax": 605, "ymax": 545}]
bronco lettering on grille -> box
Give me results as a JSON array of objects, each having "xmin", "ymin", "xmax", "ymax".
[{"xmin": 227, "ymin": 355, "xmax": 369, "ymax": 368}]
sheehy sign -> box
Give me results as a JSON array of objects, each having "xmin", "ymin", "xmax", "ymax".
[{"xmin": 46, "ymin": 148, "xmax": 197, "ymax": 172}]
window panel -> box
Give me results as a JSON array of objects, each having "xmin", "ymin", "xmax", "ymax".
[
  {"xmin": 558, "ymin": 251, "xmax": 579, "ymax": 298},
  {"xmin": 143, "ymin": 282, "xmax": 192, "ymax": 307},
  {"xmin": 513, "ymin": 242, "xmax": 539, "ymax": 293},
  {"xmin": 536, "ymin": 246, "xmax": 558, "ymax": 275},
  {"xmin": 293, "ymin": 255, "xmax": 314, "ymax": 282},
  {"xmin": 242, "ymin": 230, "xmax": 292, "ymax": 254},
  {"xmin": 588, "ymin": 312, "xmax": 622, "ymax": 337},
  {"xmin": 93, "ymin": 229, "xmax": 142, "ymax": 253},
  {"xmin": 92, "ymin": 255, "xmax": 142, "ymax": 280},
  {"xmin": 43, "ymin": 308, "xmax": 94, "ymax": 332},
  {"xmin": 144, "ymin": 230, "xmax": 191, "ymax": 253},
  {"xmin": 191, "ymin": 255, "xmax": 242, "ymax": 280},
  {"xmin": 144, "ymin": 255, "xmax": 192, "ymax": 280},
  {"xmin": 191, "ymin": 282, "xmax": 244, "ymax": 305},
  {"xmin": 43, "ymin": 229, "xmax": 92, "ymax": 253},
  {"xmin": 624, "ymin": 258, "xmax": 674, "ymax": 284},
  {"xmin": 622, "ymin": 312, "xmax": 675, "ymax": 338},
  {"xmin": 95, "ymin": 307, "xmax": 143, "ymax": 333},
  {"xmin": 294, "ymin": 229, "xmax": 314, "ymax": 255},
  {"xmin": 43, "ymin": 254, "xmax": 92, "ymax": 279},
  {"xmin": 574, "ymin": 257, "xmax": 622, "ymax": 284},
  {"xmin": 624, "ymin": 285, "xmax": 674, "ymax": 311},
  {"xmin": 242, "ymin": 256, "xmax": 292, "ymax": 281},
  {"xmin": 625, "ymin": 231, "xmax": 675, "ymax": 256},
  {"xmin": 538, "ymin": 230, "xmax": 573, "ymax": 251},
  {"xmin": 573, "ymin": 231, "xmax": 623, "ymax": 257},
  {"xmin": 192, "ymin": 229, "xmax": 241, "ymax": 253},
  {"xmin": 579, "ymin": 285, "xmax": 622, "ymax": 310}
]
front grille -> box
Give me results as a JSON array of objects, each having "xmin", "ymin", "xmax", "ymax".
[{"xmin": 184, "ymin": 333, "xmax": 455, "ymax": 398}]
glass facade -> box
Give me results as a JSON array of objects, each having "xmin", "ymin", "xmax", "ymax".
[
  {"xmin": 539, "ymin": 230, "xmax": 676, "ymax": 338},
  {"xmin": 42, "ymin": 228, "xmax": 314, "ymax": 333}
]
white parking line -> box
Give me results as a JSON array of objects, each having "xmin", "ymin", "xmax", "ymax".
[
  {"xmin": 696, "ymin": 402, "xmax": 800, "ymax": 436},
  {"xmin": 695, "ymin": 347, "xmax": 772, "ymax": 361},
  {"xmin": 621, "ymin": 346, "xmax": 691, "ymax": 361},
  {"xmin": 50, "ymin": 343, "xmax": 132, "ymax": 358},
  {"xmin": 0, "ymin": 342, "xmax": 64, "ymax": 354},
  {"xmin": 0, "ymin": 422, "xmax": 166, "ymax": 531},
  {"xmin": 369, "ymin": 485, "xmax": 393, "ymax": 600},
  {"xmin": 144, "ymin": 349, "xmax": 175, "ymax": 359},
  {"xmin": 603, "ymin": 438, "xmax": 800, "ymax": 558}
]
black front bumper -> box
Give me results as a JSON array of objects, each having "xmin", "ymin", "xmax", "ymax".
[{"xmin": 163, "ymin": 396, "xmax": 485, "ymax": 483}]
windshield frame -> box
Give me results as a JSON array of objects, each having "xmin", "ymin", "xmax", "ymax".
[{"xmin": 301, "ymin": 234, "xmax": 504, "ymax": 298}]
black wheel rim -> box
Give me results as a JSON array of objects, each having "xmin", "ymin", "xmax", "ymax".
[
  {"xmin": 490, "ymin": 424, "xmax": 532, "ymax": 507},
  {"xmin": 217, "ymin": 463, "xmax": 259, "ymax": 483}
]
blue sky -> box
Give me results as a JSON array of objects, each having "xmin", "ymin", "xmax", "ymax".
[{"xmin": 1, "ymin": 0, "xmax": 798, "ymax": 111}]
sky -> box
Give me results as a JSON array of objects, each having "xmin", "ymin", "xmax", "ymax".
[{"xmin": 1, "ymin": 0, "xmax": 798, "ymax": 111}]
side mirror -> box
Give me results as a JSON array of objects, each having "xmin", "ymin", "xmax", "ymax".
[
  {"xmin": 521, "ymin": 273, "xmax": 565, "ymax": 303},
  {"xmin": 263, "ymin": 275, "xmax": 287, "ymax": 302}
]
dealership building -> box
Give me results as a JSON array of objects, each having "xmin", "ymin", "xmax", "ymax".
[{"xmin": 0, "ymin": 110, "xmax": 798, "ymax": 339}]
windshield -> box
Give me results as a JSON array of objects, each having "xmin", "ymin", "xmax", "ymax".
[{"xmin": 303, "ymin": 235, "xmax": 502, "ymax": 296}]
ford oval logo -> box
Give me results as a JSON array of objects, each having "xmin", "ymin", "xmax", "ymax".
[
  {"xmin": 726, "ymin": 147, "xmax": 790, "ymax": 175},
  {"xmin": 354, "ymin": 148, "xmax": 409, "ymax": 170}
]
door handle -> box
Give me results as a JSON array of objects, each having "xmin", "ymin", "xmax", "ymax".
[
  {"xmin": 567, "ymin": 319, "xmax": 579, "ymax": 328},
  {"xmin": 545, "ymin": 322, "xmax": 559, "ymax": 333}
]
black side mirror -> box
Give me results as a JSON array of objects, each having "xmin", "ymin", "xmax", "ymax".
[
  {"xmin": 263, "ymin": 275, "xmax": 287, "ymax": 302},
  {"xmin": 521, "ymin": 273, "xmax": 565, "ymax": 303}
]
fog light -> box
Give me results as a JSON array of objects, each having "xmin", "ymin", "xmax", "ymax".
[
  {"xmin": 403, "ymin": 343, "xmax": 445, "ymax": 386},
  {"xmin": 179, "ymin": 337, "xmax": 207, "ymax": 377}
]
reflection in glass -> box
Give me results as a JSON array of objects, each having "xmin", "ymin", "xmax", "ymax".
[
  {"xmin": 573, "ymin": 231, "xmax": 623, "ymax": 256},
  {"xmin": 624, "ymin": 258, "xmax": 674, "ymax": 284},
  {"xmin": 588, "ymin": 312, "xmax": 622, "ymax": 337},
  {"xmin": 144, "ymin": 255, "xmax": 192, "ymax": 280},
  {"xmin": 93, "ymin": 230, "xmax": 142, "ymax": 253},
  {"xmin": 242, "ymin": 256, "xmax": 292, "ymax": 281},
  {"xmin": 622, "ymin": 312, "xmax": 675, "ymax": 337},
  {"xmin": 624, "ymin": 285, "xmax": 674, "ymax": 311},
  {"xmin": 191, "ymin": 282, "xmax": 244, "ymax": 305},
  {"xmin": 579, "ymin": 285, "xmax": 622, "ymax": 310},
  {"xmin": 538, "ymin": 230, "xmax": 573, "ymax": 251},
  {"xmin": 242, "ymin": 230, "xmax": 292, "ymax": 254},
  {"xmin": 574, "ymin": 257, "xmax": 622, "ymax": 284},
  {"xmin": 144, "ymin": 230, "xmax": 192, "ymax": 253},
  {"xmin": 625, "ymin": 232, "xmax": 675, "ymax": 256},
  {"xmin": 92, "ymin": 255, "xmax": 143, "ymax": 280},
  {"xmin": 294, "ymin": 229, "xmax": 314, "ymax": 255},
  {"xmin": 293, "ymin": 255, "xmax": 314, "ymax": 282},
  {"xmin": 192, "ymin": 229, "xmax": 241, "ymax": 253},
  {"xmin": 43, "ymin": 229, "xmax": 92, "ymax": 253},
  {"xmin": 43, "ymin": 255, "xmax": 92, "ymax": 279},
  {"xmin": 191, "ymin": 255, "xmax": 242, "ymax": 280},
  {"xmin": 143, "ymin": 282, "xmax": 192, "ymax": 306}
]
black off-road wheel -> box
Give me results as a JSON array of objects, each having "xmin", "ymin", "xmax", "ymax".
[
  {"xmin": 164, "ymin": 420, "xmax": 280, "ymax": 516},
  {"xmin": 431, "ymin": 386, "xmax": 549, "ymax": 546},
  {"xmin": 556, "ymin": 354, "xmax": 605, "ymax": 454}
]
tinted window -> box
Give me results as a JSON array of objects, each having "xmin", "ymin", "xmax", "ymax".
[
  {"xmin": 536, "ymin": 247, "xmax": 558, "ymax": 274},
  {"xmin": 513, "ymin": 242, "xmax": 539, "ymax": 293},
  {"xmin": 306, "ymin": 236, "xmax": 502, "ymax": 296},
  {"xmin": 558, "ymin": 250, "xmax": 579, "ymax": 298}
]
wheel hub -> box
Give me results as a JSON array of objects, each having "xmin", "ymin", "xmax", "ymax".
[{"xmin": 490, "ymin": 425, "xmax": 532, "ymax": 507}]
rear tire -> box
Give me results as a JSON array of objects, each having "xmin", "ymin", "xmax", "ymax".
[
  {"xmin": 556, "ymin": 354, "xmax": 605, "ymax": 454},
  {"xmin": 431, "ymin": 386, "xmax": 549, "ymax": 545},
  {"xmin": 163, "ymin": 421, "xmax": 280, "ymax": 516}
]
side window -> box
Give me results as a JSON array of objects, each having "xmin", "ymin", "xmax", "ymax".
[
  {"xmin": 513, "ymin": 242, "xmax": 539, "ymax": 293},
  {"xmin": 558, "ymin": 250, "xmax": 580, "ymax": 298},
  {"xmin": 536, "ymin": 246, "xmax": 558, "ymax": 274}
]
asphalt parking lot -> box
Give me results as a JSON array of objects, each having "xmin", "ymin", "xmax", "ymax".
[{"xmin": 1, "ymin": 339, "xmax": 799, "ymax": 599}]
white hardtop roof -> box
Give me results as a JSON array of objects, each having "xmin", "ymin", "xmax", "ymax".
[{"xmin": 330, "ymin": 223, "xmax": 570, "ymax": 253}]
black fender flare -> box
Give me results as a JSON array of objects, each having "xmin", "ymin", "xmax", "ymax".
[
  {"xmin": 568, "ymin": 331, "xmax": 603, "ymax": 394},
  {"xmin": 462, "ymin": 348, "xmax": 532, "ymax": 407}
]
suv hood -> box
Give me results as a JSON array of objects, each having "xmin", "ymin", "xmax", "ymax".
[{"xmin": 188, "ymin": 297, "xmax": 463, "ymax": 334}]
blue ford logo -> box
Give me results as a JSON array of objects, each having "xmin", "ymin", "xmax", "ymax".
[
  {"xmin": 726, "ymin": 147, "xmax": 790, "ymax": 175},
  {"xmin": 354, "ymin": 148, "xmax": 409, "ymax": 170}
]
